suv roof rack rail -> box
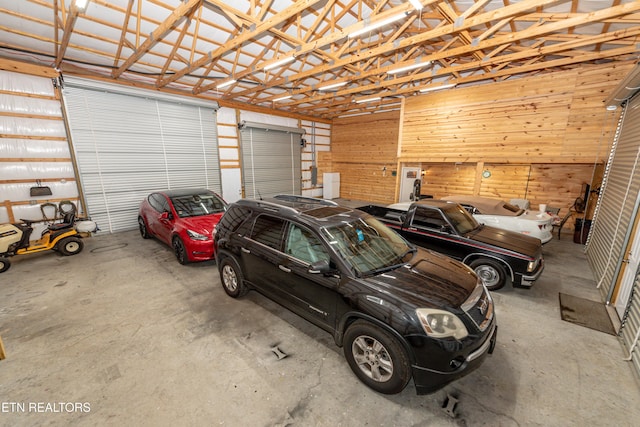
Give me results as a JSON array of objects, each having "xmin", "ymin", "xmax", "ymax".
[
  {"xmin": 235, "ymin": 198, "xmax": 300, "ymax": 215},
  {"xmin": 273, "ymin": 194, "xmax": 339, "ymax": 206}
]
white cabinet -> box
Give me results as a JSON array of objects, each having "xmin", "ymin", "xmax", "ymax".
[{"xmin": 323, "ymin": 173, "xmax": 340, "ymax": 199}]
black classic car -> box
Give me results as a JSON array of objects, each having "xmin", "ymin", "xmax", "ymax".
[
  {"xmin": 358, "ymin": 200, "xmax": 544, "ymax": 291},
  {"xmin": 215, "ymin": 195, "xmax": 497, "ymax": 395}
]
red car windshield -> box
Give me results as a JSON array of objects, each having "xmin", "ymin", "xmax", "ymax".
[{"xmin": 170, "ymin": 193, "xmax": 227, "ymax": 218}]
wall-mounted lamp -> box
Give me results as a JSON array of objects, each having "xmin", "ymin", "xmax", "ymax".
[
  {"xmin": 263, "ymin": 55, "xmax": 296, "ymax": 71},
  {"xmin": 216, "ymin": 79, "xmax": 236, "ymax": 89},
  {"xmin": 348, "ymin": 13, "xmax": 407, "ymax": 39},
  {"xmin": 388, "ymin": 60, "xmax": 431, "ymax": 75},
  {"xmin": 419, "ymin": 83, "xmax": 456, "ymax": 93}
]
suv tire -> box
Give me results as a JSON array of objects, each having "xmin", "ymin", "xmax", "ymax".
[
  {"xmin": 219, "ymin": 256, "xmax": 248, "ymax": 298},
  {"xmin": 343, "ymin": 320, "xmax": 411, "ymax": 394}
]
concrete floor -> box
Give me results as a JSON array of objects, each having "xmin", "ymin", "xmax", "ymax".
[{"xmin": 1, "ymin": 207, "xmax": 640, "ymax": 426}]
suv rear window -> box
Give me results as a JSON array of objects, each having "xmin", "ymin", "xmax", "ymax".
[
  {"xmin": 217, "ymin": 206, "xmax": 251, "ymax": 239},
  {"xmin": 250, "ymin": 215, "xmax": 285, "ymax": 249}
]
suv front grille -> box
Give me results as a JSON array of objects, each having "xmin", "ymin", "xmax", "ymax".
[{"xmin": 462, "ymin": 286, "xmax": 494, "ymax": 332}]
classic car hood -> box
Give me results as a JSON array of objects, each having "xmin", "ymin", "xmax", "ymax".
[
  {"xmin": 361, "ymin": 248, "xmax": 478, "ymax": 309},
  {"xmin": 467, "ymin": 224, "xmax": 541, "ymax": 258},
  {"xmin": 180, "ymin": 212, "xmax": 225, "ymax": 235}
]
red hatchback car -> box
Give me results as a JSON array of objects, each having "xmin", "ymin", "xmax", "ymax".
[{"xmin": 138, "ymin": 188, "xmax": 227, "ymax": 264}]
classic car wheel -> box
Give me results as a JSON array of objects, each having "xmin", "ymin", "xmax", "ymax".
[
  {"xmin": 470, "ymin": 259, "xmax": 507, "ymax": 291},
  {"xmin": 58, "ymin": 236, "xmax": 84, "ymax": 256},
  {"xmin": 138, "ymin": 217, "xmax": 151, "ymax": 239},
  {"xmin": 343, "ymin": 320, "xmax": 411, "ymax": 395},
  {"xmin": 219, "ymin": 257, "xmax": 248, "ymax": 298},
  {"xmin": 172, "ymin": 237, "xmax": 189, "ymax": 265}
]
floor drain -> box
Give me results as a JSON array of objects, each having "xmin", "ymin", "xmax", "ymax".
[
  {"xmin": 271, "ymin": 345, "xmax": 288, "ymax": 360},
  {"xmin": 442, "ymin": 394, "xmax": 458, "ymax": 418}
]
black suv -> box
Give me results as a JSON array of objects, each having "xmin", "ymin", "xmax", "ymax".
[{"xmin": 214, "ymin": 195, "xmax": 497, "ymax": 395}]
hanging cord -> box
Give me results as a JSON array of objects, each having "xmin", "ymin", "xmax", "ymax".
[
  {"xmin": 40, "ymin": 202, "xmax": 58, "ymax": 225},
  {"xmin": 58, "ymin": 200, "xmax": 76, "ymax": 214},
  {"xmin": 584, "ymin": 108, "xmax": 619, "ymax": 247},
  {"xmin": 523, "ymin": 165, "xmax": 531, "ymax": 200}
]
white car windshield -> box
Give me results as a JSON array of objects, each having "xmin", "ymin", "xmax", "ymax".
[{"xmin": 320, "ymin": 216, "xmax": 414, "ymax": 276}]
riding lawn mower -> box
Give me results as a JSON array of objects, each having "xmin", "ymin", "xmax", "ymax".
[{"xmin": 0, "ymin": 201, "xmax": 97, "ymax": 273}]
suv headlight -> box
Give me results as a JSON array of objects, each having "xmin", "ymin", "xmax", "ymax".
[
  {"xmin": 187, "ymin": 230, "xmax": 209, "ymax": 241},
  {"xmin": 416, "ymin": 308, "xmax": 469, "ymax": 340}
]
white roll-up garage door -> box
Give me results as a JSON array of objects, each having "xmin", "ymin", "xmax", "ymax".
[
  {"xmin": 586, "ymin": 92, "xmax": 640, "ymax": 376},
  {"xmin": 62, "ymin": 77, "xmax": 221, "ymax": 233},
  {"xmin": 239, "ymin": 121, "xmax": 303, "ymax": 199},
  {"xmin": 587, "ymin": 94, "xmax": 640, "ymax": 298}
]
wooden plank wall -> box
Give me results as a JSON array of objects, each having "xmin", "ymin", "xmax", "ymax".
[
  {"xmin": 326, "ymin": 62, "xmax": 633, "ymax": 234},
  {"xmin": 322, "ymin": 111, "xmax": 400, "ymax": 203},
  {"xmin": 400, "ymin": 62, "xmax": 632, "ymax": 164}
]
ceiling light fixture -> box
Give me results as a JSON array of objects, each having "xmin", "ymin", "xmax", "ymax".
[
  {"xmin": 348, "ymin": 13, "xmax": 407, "ymax": 39},
  {"xmin": 355, "ymin": 96, "xmax": 381, "ymax": 104},
  {"xmin": 388, "ymin": 61, "xmax": 431, "ymax": 75},
  {"xmin": 273, "ymin": 95, "xmax": 292, "ymax": 102},
  {"xmin": 263, "ymin": 56, "xmax": 296, "ymax": 71},
  {"xmin": 408, "ymin": 0, "xmax": 423, "ymax": 11},
  {"xmin": 74, "ymin": 0, "xmax": 89, "ymax": 11},
  {"xmin": 319, "ymin": 82, "xmax": 347, "ymax": 91},
  {"xmin": 420, "ymin": 83, "xmax": 456, "ymax": 93},
  {"xmin": 216, "ymin": 79, "xmax": 236, "ymax": 89}
]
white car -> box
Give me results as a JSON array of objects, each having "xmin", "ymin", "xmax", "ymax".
[{"xmin": 388, "ymin": 196, "xmax": 553, "ymax": 244}]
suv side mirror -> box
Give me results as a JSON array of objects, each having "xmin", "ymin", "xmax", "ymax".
[{"xmin": 308, "ymin": 259, "xmax": 334, "ymax": 275}]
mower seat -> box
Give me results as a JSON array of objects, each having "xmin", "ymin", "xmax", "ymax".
[{"xmin": 48, "ymin": 212, "xmax": 76, "ymax": 231}]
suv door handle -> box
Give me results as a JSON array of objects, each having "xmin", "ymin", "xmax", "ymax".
[
  {"xmin": 278, "ymin": 265, "xmax": 291, "ymax": 273},
  {"xmin": 241, "ymin": 248, "xmax": 250, "ymax": 254}
]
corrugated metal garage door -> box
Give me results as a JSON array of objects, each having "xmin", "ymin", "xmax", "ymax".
[
  {"xmin": 586, "ymin": 97, "xmax": 640, "ymax": 296},
  {"xmin": 61, "ymin": 77, "xmax": 221, "ymax": 233},
  {"xmin": 239, "ymin": 121, "xmax": 303, "ymax": 199},
  {"xmin": 586, "ymin": 92, "xmax": 640, "ymax": 375}
]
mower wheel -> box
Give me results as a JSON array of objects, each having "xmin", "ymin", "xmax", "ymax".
[
  {"xmin": 0, "ymin": 257, "xmax": 10, "ymax": 273},
  {"xmin": 58, "ymin": 236, "xmax": 84, "ymax": 256}
]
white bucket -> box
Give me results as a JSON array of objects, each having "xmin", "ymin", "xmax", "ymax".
[{"xmin": 75, "ymin": 220, "xmax": 97, "ymax": 233}]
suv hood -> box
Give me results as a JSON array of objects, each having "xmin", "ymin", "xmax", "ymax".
[
  {"xmin": 468, "ymin": 225, "xmax": 541, "ymax": 258},
  {"xmin": 362, "ymin": 248, "xmax": 478, "ymax": 309}
]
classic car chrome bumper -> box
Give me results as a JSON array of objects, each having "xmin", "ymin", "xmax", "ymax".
[{"xmin": 520, "ymin": 258, "xmax": 545, "ymax": 287}]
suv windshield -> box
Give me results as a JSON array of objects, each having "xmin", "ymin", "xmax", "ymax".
[
  {"xmin": 170, "ymin": 193, "xmax": 227, "ymax": 218},
  {"xmin": 443, "ymin": 204, "xmax": 480, "ymax": 234},
  {"xmin": 320, "ymin": 216, "xmax": 413, "ymax": 276}
]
